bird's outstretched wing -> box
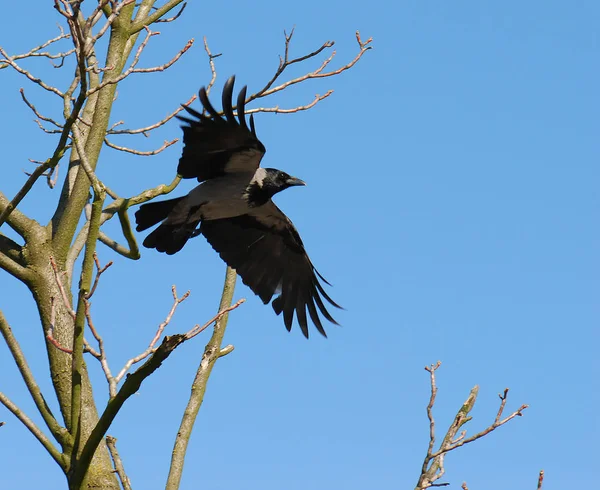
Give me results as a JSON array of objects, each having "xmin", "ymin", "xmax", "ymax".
[
  {"xmin": 200, "ymin": 202, "xmax": 341, "ymax": 338},
  {"xmin": 176, "ymin": 75, "xmax": 265, "ymax": 182}
]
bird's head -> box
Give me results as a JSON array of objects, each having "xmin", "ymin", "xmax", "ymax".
[
  {"xmin": 262, "ymin": 168, "xmax": 306, "ymax": 192},
  {"xmin": 245, "ymin": 168, "xmax": 306, "ymax": 207}
]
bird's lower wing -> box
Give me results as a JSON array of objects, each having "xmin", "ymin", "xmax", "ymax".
[{"xmin": 199, "ymin": 205, "xmax": 339, "ymax": 338}]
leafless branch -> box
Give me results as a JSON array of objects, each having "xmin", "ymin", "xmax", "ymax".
[
  {"xmin": 219, "ymin": 344, "xmax": 235, "ymax": 357},
  {"xmin": 24, "ymin": 159, "xmax": 61, "ymax": 188},
  {"xmin": 103, "ymin": 137, "xmax": 178, "ymax": 156},
  {"xmin": 430, "ymin": 394, "xmax": 528, "ymax": 458},
  {"xmin": 96, "ymin": 205, "xmax": 141, "ymax": 260},
  {"xmin": 193, "ymin": 30, "xmax": 371, "ymax": 120},
  {"xmin": 86, "ymin": 252, "xmax": 113, "ymax": 299},
  {"xmin": 50, "ymin": 257, "xmax": 76, "ymax": 320},
  {"xmin": 70, "ymin": 123, "xmax": 104, "ymax": 195},
  {"xmin": 537, "ymin": 470, "xmax": 544, "ymax": 490},
  {"xmin": 87, "ymin": 28, "xmax": 194, "ymax": 96},
  {"xmin": 129, "ymin": 0, "xmax": 187, "ymax": 34},
  {"xmin": 112, "ymin": 286, "xmax": 191, "ymax": 391},
  {"xmin": 65, "ymin": 175, "xmax": 182, "ymax": 278},
  {"xmin": 75, "ymin": 252, "xmax": 116, "ymax": 390},
  {"xmin": 107, "ymin": 94, "xmax": 196, "ymax": 135},
  {"xmin": 20, "ymin": 89, "xmax": 64, "ymax": 129},
  {"xmin": 155, "ymin": 2, "xmax": 187, "ymax": 23},
  {"xmin": 106, "ymin": 435, "xmax": 132, "ymax": 490},
  {"xmin": 0, "ymin": 309, "xmax": 69, "ymax": 445},
  {"xmin": 0, "ymin": 46, "xmax": 65, "ymax": 97},
  {"xmin": 0, "ymin": 13, "xmax": 90, "ymax": 230},
  {"xmin": 184, "ymin": 299, "xmax": 246, "ymax": 340},
  {"xmin": 91, "ymin": 0, "xmax": 136, "ymax": 44},
  {"xmin": 415, "ymin": 362, "xmax": 528, "ymax": 489},
  {"xmin": 52, "ymin": 0, "xmax": 72, "ymax": 17},
  {"xmin": 166, "ymin": 267, "xmax": 238, "ymax": 488},
  {"xmin": 247, "ymin": 90, "xmax": 334, "ymax": 115},
  {"xmin": 74, "ymin": 276, "xmax": 243, "ymax": 486},
  {"xmin": 424, "ymin": 361, "xmax": 441, "ymax": 469},
  {"xmin": 0, "ymin": 392, "xmax": 64, "ymax": 467},
  {"xmin": 84, "ymin": 0, "xmax": 109, "ymax": 31},
  {"xmin": 0, "ymin": 25, "xmax": 73, "ymax": 69},
  {"xmin": 203, "ymin": 36, "xmax": 221, "ymax": 97},
  {"xmin": 249, "ymin": 29, "xmax": 372, "ymax": 103},
  {"xmin": 253, "ymin": 27, "xmax": 334, "ymax": 98}
]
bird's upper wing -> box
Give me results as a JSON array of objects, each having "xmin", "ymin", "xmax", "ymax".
[
  {"xmin": 176, "ymin": 76, "xmax": 265, "ymax": 182},
  {"xmin": 200, "ymin": 201, "xmax": 341, "ymax": 338}
]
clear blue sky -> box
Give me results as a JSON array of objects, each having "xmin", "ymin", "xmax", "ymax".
[{"xmin": 1, "ymin": 1, "xmax": 598, "ymax": 489}]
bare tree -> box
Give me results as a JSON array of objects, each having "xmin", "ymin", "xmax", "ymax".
[{"xmin": 0, "ymin": 2, "xmax": 372, "ymax": 488}]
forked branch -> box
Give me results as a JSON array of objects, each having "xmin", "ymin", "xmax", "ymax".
[
  {"xmin": 248, "ymin": 29, "xmax": 372, "ymax": 107},
  {"xmin": 415, "ymin": 362, "xmax": 528, "ymax": 489},
  {"xmin": 71, "ymin": 289, "xmax": 244, "ymax": 487}
]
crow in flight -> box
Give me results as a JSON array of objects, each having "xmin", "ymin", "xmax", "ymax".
[{"xmin": 135, "ymin": 76, "xmax": 340, "ymax": 338}]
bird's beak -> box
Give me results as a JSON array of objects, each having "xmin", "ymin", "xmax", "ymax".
[{"xmin": 286, "ymin": 176, "xmax": 306, "ymax": 187}]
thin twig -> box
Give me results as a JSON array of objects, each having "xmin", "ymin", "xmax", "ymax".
[
  {"xmin": 112, "ymin": 286, "xmax": 191, "ymax": 389},
  {"xmin": 537, "ymin": 470, "xmax": 544, "ymax": 490},
  {"xmin": 203, "ymin": 36, "xmax": 220, "ymax": 97},
  {"xmin": 106, "ymin": 435, "xmax": 132, "ymax": 490},
  {"xmin": 0, "ymin": 46, "xmax": 65, "ymax": 97},
  {"xmin": 106, "ymin": 94, "xmax": 196, "ymax": 135},
  {"xmin": 103, "ymin": 137, "xmax": 178, "ymax": 155},
  {"xmin": 87, "ymin": 29, "xmax": 194, "ymax": 96},
  {"xmin": 0, "ymin": 26, "xmax": 72, "ymax": 68},
  {"xmin": 247, "ymin": 90, "xmax": 334, "ymax": 115},
  {"xmin": 425, "ymin": 362, "xmax": 441, "ymax": 470},
  {"xmin": 155, "ymin": 2, "xmax": 187, "ymax": 23},
  {"xmin": 184, "ymin": 299, "xmax": 245, "ymax": 340},
  {"xmin": 429, "ymin": 396, "xmax": 529, "ymax": 458},
  {"xmin": 20, "ymin": 89, "xmax": 63, "ymax": 128},
  {"xmin": 130, "ymin": 0, "xmax": 187, "ymax": 34},
  {"xmin": 86, "ymin": 252, "xmax": 113, "ymax": 299}
]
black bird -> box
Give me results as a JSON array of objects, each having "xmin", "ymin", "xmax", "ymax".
[{"xmin": 135, "ymin": 76, "xmax": 340, "ymax": 338}]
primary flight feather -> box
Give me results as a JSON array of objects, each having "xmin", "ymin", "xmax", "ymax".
[{"xmin": 135, "ymin": 76, "xmax": 340, "ymax": 338}]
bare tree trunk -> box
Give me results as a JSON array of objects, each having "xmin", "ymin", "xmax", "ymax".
[{"xmin": 24, "ymin": 235, "xmax": 119, "ymax": 489}]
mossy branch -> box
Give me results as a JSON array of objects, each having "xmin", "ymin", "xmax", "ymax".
[
  {"xmin": 0, "ymin": 392, "xmax": 65, "ymax": 469},
  {"xmin": 0, "ymin": 310, "xmax": 70, "ymax": 448}
]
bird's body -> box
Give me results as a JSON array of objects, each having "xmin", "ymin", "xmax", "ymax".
[
  {"xmin": 169, "ymin": 172, "xmax": 259, "ymax": 222},
  {"xmin": 135, "ymin": 76, "xmax": 340, "ymax": 337}
]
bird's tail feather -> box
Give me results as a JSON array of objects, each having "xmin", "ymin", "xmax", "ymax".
[
  {"xmin": 142, "ymin": 220, "xmax": 200, "ymax": 255},
  {"xmin": 136, "ymin": 196, "xmax": 200, "ymax": 255},
  {"xmin": 135, "ymin": 197, "xmax": 184, "ymax": 232}
]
